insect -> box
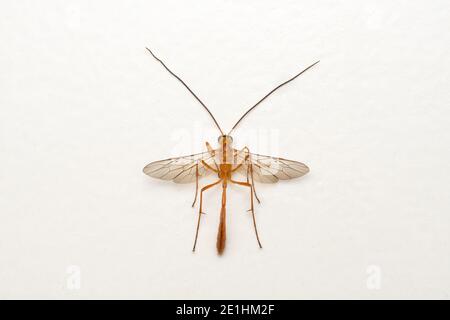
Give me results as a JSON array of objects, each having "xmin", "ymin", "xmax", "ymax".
[{"xmin": 143, "ymin": 47, "xmax": 319, "ymax": 255}]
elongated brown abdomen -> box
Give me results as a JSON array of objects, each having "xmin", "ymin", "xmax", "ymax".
[{"xmin": 216, "ymin": 183, "xmax": 227, "ymax": 255}]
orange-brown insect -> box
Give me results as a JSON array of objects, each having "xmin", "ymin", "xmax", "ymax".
[{"xmin": 143, "ymin": 47, "xmax": 319, "ymax": 255}]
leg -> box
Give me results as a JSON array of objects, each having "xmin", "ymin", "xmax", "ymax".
[
  {"xmin": 229, "ymin": 179, "xmax": 262, "ymax": 248},
  {"xmin": 193, "ymin": 143, "xmax": 219, "ymax": 207},
  {"xmin": 246, "ymin": 164, "xmax": 250, "ymax": 183},
  {"xmin": 205, "ymin": 141, "xmax": 220, "ymax": 171},
  {"xmin": 231, "ymin": 162, "xmax": 244, "ymax": 172},
  {"xmin": 231, "ymin": 146, "xmax": 249, "ymax": 172},
  {"xmin": 192, "ymin": 161, "xmax": 218, "ymax": 207},
  {"xmin": 233, "ymin": 146, "xmax": 261, "ymax": 204},
  {"xmin": 249, "ymin": 164, "xmax": 261, "ymax": 203},
  {"xmin": 192, "ymin": 179, "xmax": 222, "ymax": 252},
  {"xmin": 201, "ymin": 160, "xmax": 218, "ymax": 173},
  {"xmin": 191, "ymin": 164, "xmax": 199, "ymax": 207}
]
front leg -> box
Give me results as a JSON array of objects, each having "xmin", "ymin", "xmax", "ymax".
[
  {"xmin": 232, "ymin": 146, "xmax": 261, "ymax": 203},
  {"xmin": 192, "ymin": 142, "xmax": 219, "ymax": 207},
  {"xmin": 205, "ymin": 141, "xmax": 219, "ymax": 171},
  {"xmin": 231, "ymin": 146, "xmax": 249, "ymax": 172},
  {"xmin": 191, "ymin": 163, "xmax": 199, "ymax": 207}
]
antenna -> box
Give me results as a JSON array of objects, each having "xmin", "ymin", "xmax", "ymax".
[
  {"xmin": 228, "ymin": 60, "xmax": 320, "ymax": 134},
  {"xmin": 145, "ymin": 47, "xmax": 224, "ymax": 135}
]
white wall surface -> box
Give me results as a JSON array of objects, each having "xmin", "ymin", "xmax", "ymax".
[{"xmin": 1, "ymin": 0, "xmax": 449, "ymax": 299}]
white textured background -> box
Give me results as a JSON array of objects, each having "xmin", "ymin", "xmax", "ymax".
[{"xmin": 1, "ymin": 0, "xmax": 449, "ymax": 299}]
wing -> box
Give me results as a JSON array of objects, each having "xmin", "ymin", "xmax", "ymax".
[
  {"xmin": 143, "ymin": 151, "xmax": 218, "ymax": 183},
  {"xmin": 233, "ymin": 149, "xmax": 309, "ymax": 183}
]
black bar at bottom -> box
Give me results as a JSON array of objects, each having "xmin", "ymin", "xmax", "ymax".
[{"xmin": 0, "ymin": 300, "xmax": 446, "ymax": 318}]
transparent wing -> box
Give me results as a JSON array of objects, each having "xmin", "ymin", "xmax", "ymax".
[
  {"xmin": 143, "ymin": 151, "xmax": 218, "ymax": 184},
  {"xmin": 233, "ymin": 149, "xmax": 309, "ymax": 183}
]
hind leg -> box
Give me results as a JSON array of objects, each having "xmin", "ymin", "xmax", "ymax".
[
  {"xmin": 192, "ymin": 179, "xmax": 222, "ymax": 252},
  {"xmin": 229, "ymin": 179, "xmax": 262, "ymax": 248}
]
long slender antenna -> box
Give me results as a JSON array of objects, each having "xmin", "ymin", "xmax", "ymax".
[
  {"xmin": 145, "ymin": 47, "xmax": 224, "ymax": 135},
  {"xmin": 228, "ymin": 60, "xmax": 320, "ymax": 134}
]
